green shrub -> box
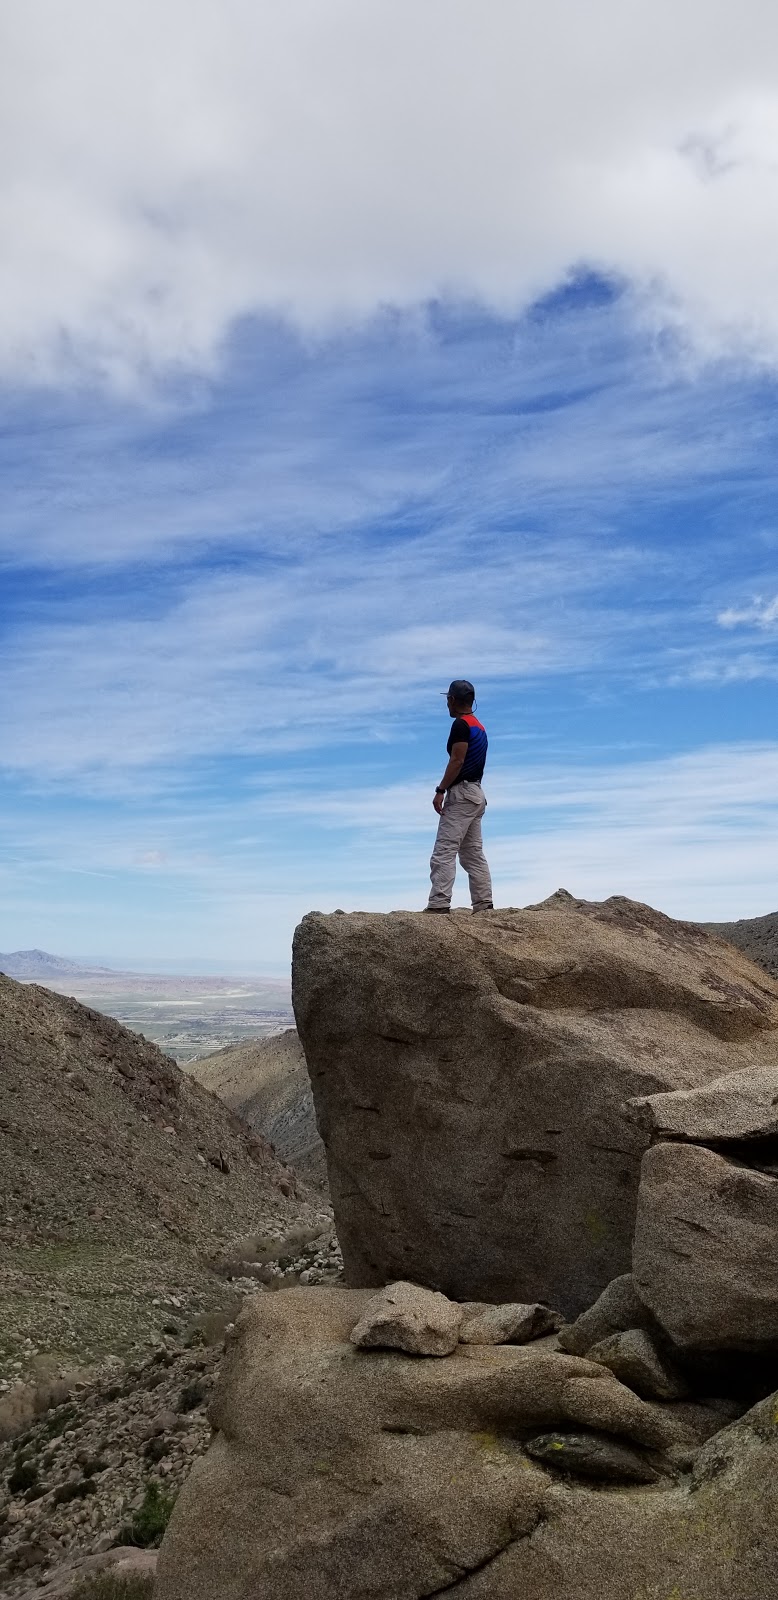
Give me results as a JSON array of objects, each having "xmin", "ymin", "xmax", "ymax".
[
  {"xmin": 118, "ymin": 1479, "xmax": 177, "ymax": 1548},
  {"xmin": 8, "ymin": 1458, "xmax": 38, "ymax": 1494},
  {"xmin": 143, "ymin": 1437, "xmax": 167, "ymax": 1463},
  {"xmin": 70, "ymin": 1573, "xmax": 155, "ymax": 1600},
  {"xmin": 44, "ymin": 1403, "xmax": 76, "ymax": 1438},
  {"xmin": 177, "ymin": 1378, "xmax": 207, "ymax": 1413},
  {"xmin": 53, "ymin": 1477, "xmax": 96, "ymax": 1504}
]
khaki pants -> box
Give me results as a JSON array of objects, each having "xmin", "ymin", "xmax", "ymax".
[{"xmin": 428, "ymin": 780, "xmax": 493, "ymax": 910}]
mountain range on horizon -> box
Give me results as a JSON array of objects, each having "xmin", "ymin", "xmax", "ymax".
[{"xmin": 0, "ymin": 949, "xmax": 120, "ymax": 979}]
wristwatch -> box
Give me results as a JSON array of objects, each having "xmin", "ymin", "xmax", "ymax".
[{"xmin": 435, "ymin": 786, "xmax": 446, "ymax": 794}]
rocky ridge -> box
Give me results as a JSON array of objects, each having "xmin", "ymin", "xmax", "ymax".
[
  {"xmin": 704, "ymin": 908, "xmax": 778, "ymax": 979},
  {"xmin": 187, "ymin": 1029, "xmax": 326, "ymax": 1190},
  {"xmin": 6, "ymin": 894, "xmax": 778, "ymax": 1597}
]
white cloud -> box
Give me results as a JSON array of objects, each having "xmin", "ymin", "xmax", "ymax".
[
  {"xmin": 4, "ymin": 0, "xmax": 778, "ymax": 387},
  {"xmin": 718, "ymin": 594, "xmax": 778, "ymax": 628}
]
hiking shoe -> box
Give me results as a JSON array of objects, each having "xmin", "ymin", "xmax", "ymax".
[
  {"xmin": 472, "ymin": 903, "xmax": 494, "ymax": 913},
  {"xmin": 423, "ymin": 906, "xmax": 450, "ymax": 913}
]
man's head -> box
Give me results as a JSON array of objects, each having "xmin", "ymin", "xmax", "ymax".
[{"xmin": 445, "ymin": 678, "xmax": 476, "ymax": 716}]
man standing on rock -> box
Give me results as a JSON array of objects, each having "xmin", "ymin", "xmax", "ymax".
[{"xmin": 425, "ymin": 679, "xmax": 493, "ymax": 914}]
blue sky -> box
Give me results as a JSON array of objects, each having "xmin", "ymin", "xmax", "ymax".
[{"xmin": 3, "ymin": 3, "xmax": 778, "ymax": 971}]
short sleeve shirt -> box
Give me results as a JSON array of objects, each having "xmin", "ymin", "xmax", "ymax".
[{"xmin": 447, "ymin": 714, "xmax": 488, "ymax": 784}]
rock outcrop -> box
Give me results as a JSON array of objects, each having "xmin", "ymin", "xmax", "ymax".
[
  {"xmin": 292, "ymin": 894, "xmax": 778, "ymax": 1316},
  {"xmin": 155, "ymin": 1286, "xmax": 778, "ymax": 1600},
  {"xmin": 630, "ymin": 1065, "xmax": 778, "ymax": 1353},
  {"xmin": 633, "ymin": 1141, "xmax": 778, "ymax": 1351}
]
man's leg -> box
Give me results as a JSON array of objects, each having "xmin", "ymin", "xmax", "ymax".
[
  {"xmin": 427, "ymin": 791, "xmax": 473, "ymax": 909},
  {"xmin": 458, "ymin": 791, "xmax": 493, "ymax": 910}
]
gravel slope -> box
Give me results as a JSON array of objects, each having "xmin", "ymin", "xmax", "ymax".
[{"xmin": 0, "ymin": 976, "xmax": 329, "ymax": 1382}]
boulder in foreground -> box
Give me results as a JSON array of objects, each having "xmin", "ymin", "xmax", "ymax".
[
  {"xmin": 154, "ymin": 1286, "xmax": 778, "ymax": 1600},
  {"xmin": 292, "ymin": 894, "xmax": 778, "ymax": 1315}
]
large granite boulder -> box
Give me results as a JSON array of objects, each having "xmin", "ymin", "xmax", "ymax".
[
  {"xmin": 154, "ymin": 1288, "xmax": 778, "ymax": 1600},
  {"xmin": 632, "ymin": 1141, "xmax": 778, "ymax": 1351},
  {"xmin": 292, "ymin": 894, "xmax": 778, "ymax": 1315}
]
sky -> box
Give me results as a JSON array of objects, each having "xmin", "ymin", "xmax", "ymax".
[{"xmin": 3, "ymin": 1, "xmax": 778, "ymax": 973}]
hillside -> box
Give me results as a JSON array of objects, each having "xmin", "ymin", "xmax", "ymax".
[
  {"xmin": 0, "ymin": 975, "xmax": 329, "ymax": 1380},
  {"xmin": 0, "ymin": 950, "xmax": 117, "ymax": 979},
  {"xmin": 188, "ymin": 1029, "xmax": 327, "ymax": 1189},
  {"xmin": 703, "ymin": 910, "xmax": 778, "ymax": 979}
]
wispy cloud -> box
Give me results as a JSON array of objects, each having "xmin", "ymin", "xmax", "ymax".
[
  {"xmin": 718, "ymin": 594, "xmax": 778, "ymax": 629},
  {"xmin": 5, "ymin": 295, "xmax": 771, "ymax": 572},
  {"xmin": 2, "ymin": 300, "xmax": 778, "ymax": 806},
  {"xmin": 3, "ymin": 741, "xmax": 778, "ymax": 965},
  {"xmin": 0, "ymin": 543, "xmax": 613, "ymax": 778}
]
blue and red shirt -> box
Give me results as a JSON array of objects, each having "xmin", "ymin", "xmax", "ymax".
[{"xmin": 447, "ymin": 713, "xmax": 488, "ymax": 784}]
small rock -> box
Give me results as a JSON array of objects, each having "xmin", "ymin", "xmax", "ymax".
[
  {"xmin": 525, "ymin": 1430, "xmax": 660, "ymax": 1483},
  {"xmin": 587, "ymin": 1327, "xmax": 690, "ymax": 1401},
  {"xmin": 557, "ymin": 1274, "xmax": 654, "ymax": 1356},
  {"xmin": 458, "ymin": 1301, "xmax": 561, "ymax": 1345},
  {"xmin": 350, "ymin": 1281, "xmax": 462, "ymax": 1356},
  {"xmin": 146, "ymin": 1407, "xmax": 177, "ymax": 1437}
]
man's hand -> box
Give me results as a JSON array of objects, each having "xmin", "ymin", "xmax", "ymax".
[{"xmin": 433, "ymin": 790, "xmax": 445, "ymax": 815}]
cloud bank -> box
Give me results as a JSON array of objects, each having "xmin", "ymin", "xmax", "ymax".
[{"xmin": 4, "ymin": 0, "xmax": 778, "ymax": 386}]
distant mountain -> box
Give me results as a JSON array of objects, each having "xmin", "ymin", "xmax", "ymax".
[
  {"xmin": 702, "ymin": 911, "xmax": 778, "ymax": 980},
  {"xmin": 0, "ymin": 948, "xmax": 118, "ymax": 979}
]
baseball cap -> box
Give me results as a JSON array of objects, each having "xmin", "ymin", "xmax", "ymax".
[{"xmin": 443, "ymin": 679, "xmax": 476, "ymax": 701}]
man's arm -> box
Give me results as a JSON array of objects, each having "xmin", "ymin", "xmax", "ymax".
[{"xmin": 433, "ymin": 741, "xmax": 468, "ymax": 813}]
